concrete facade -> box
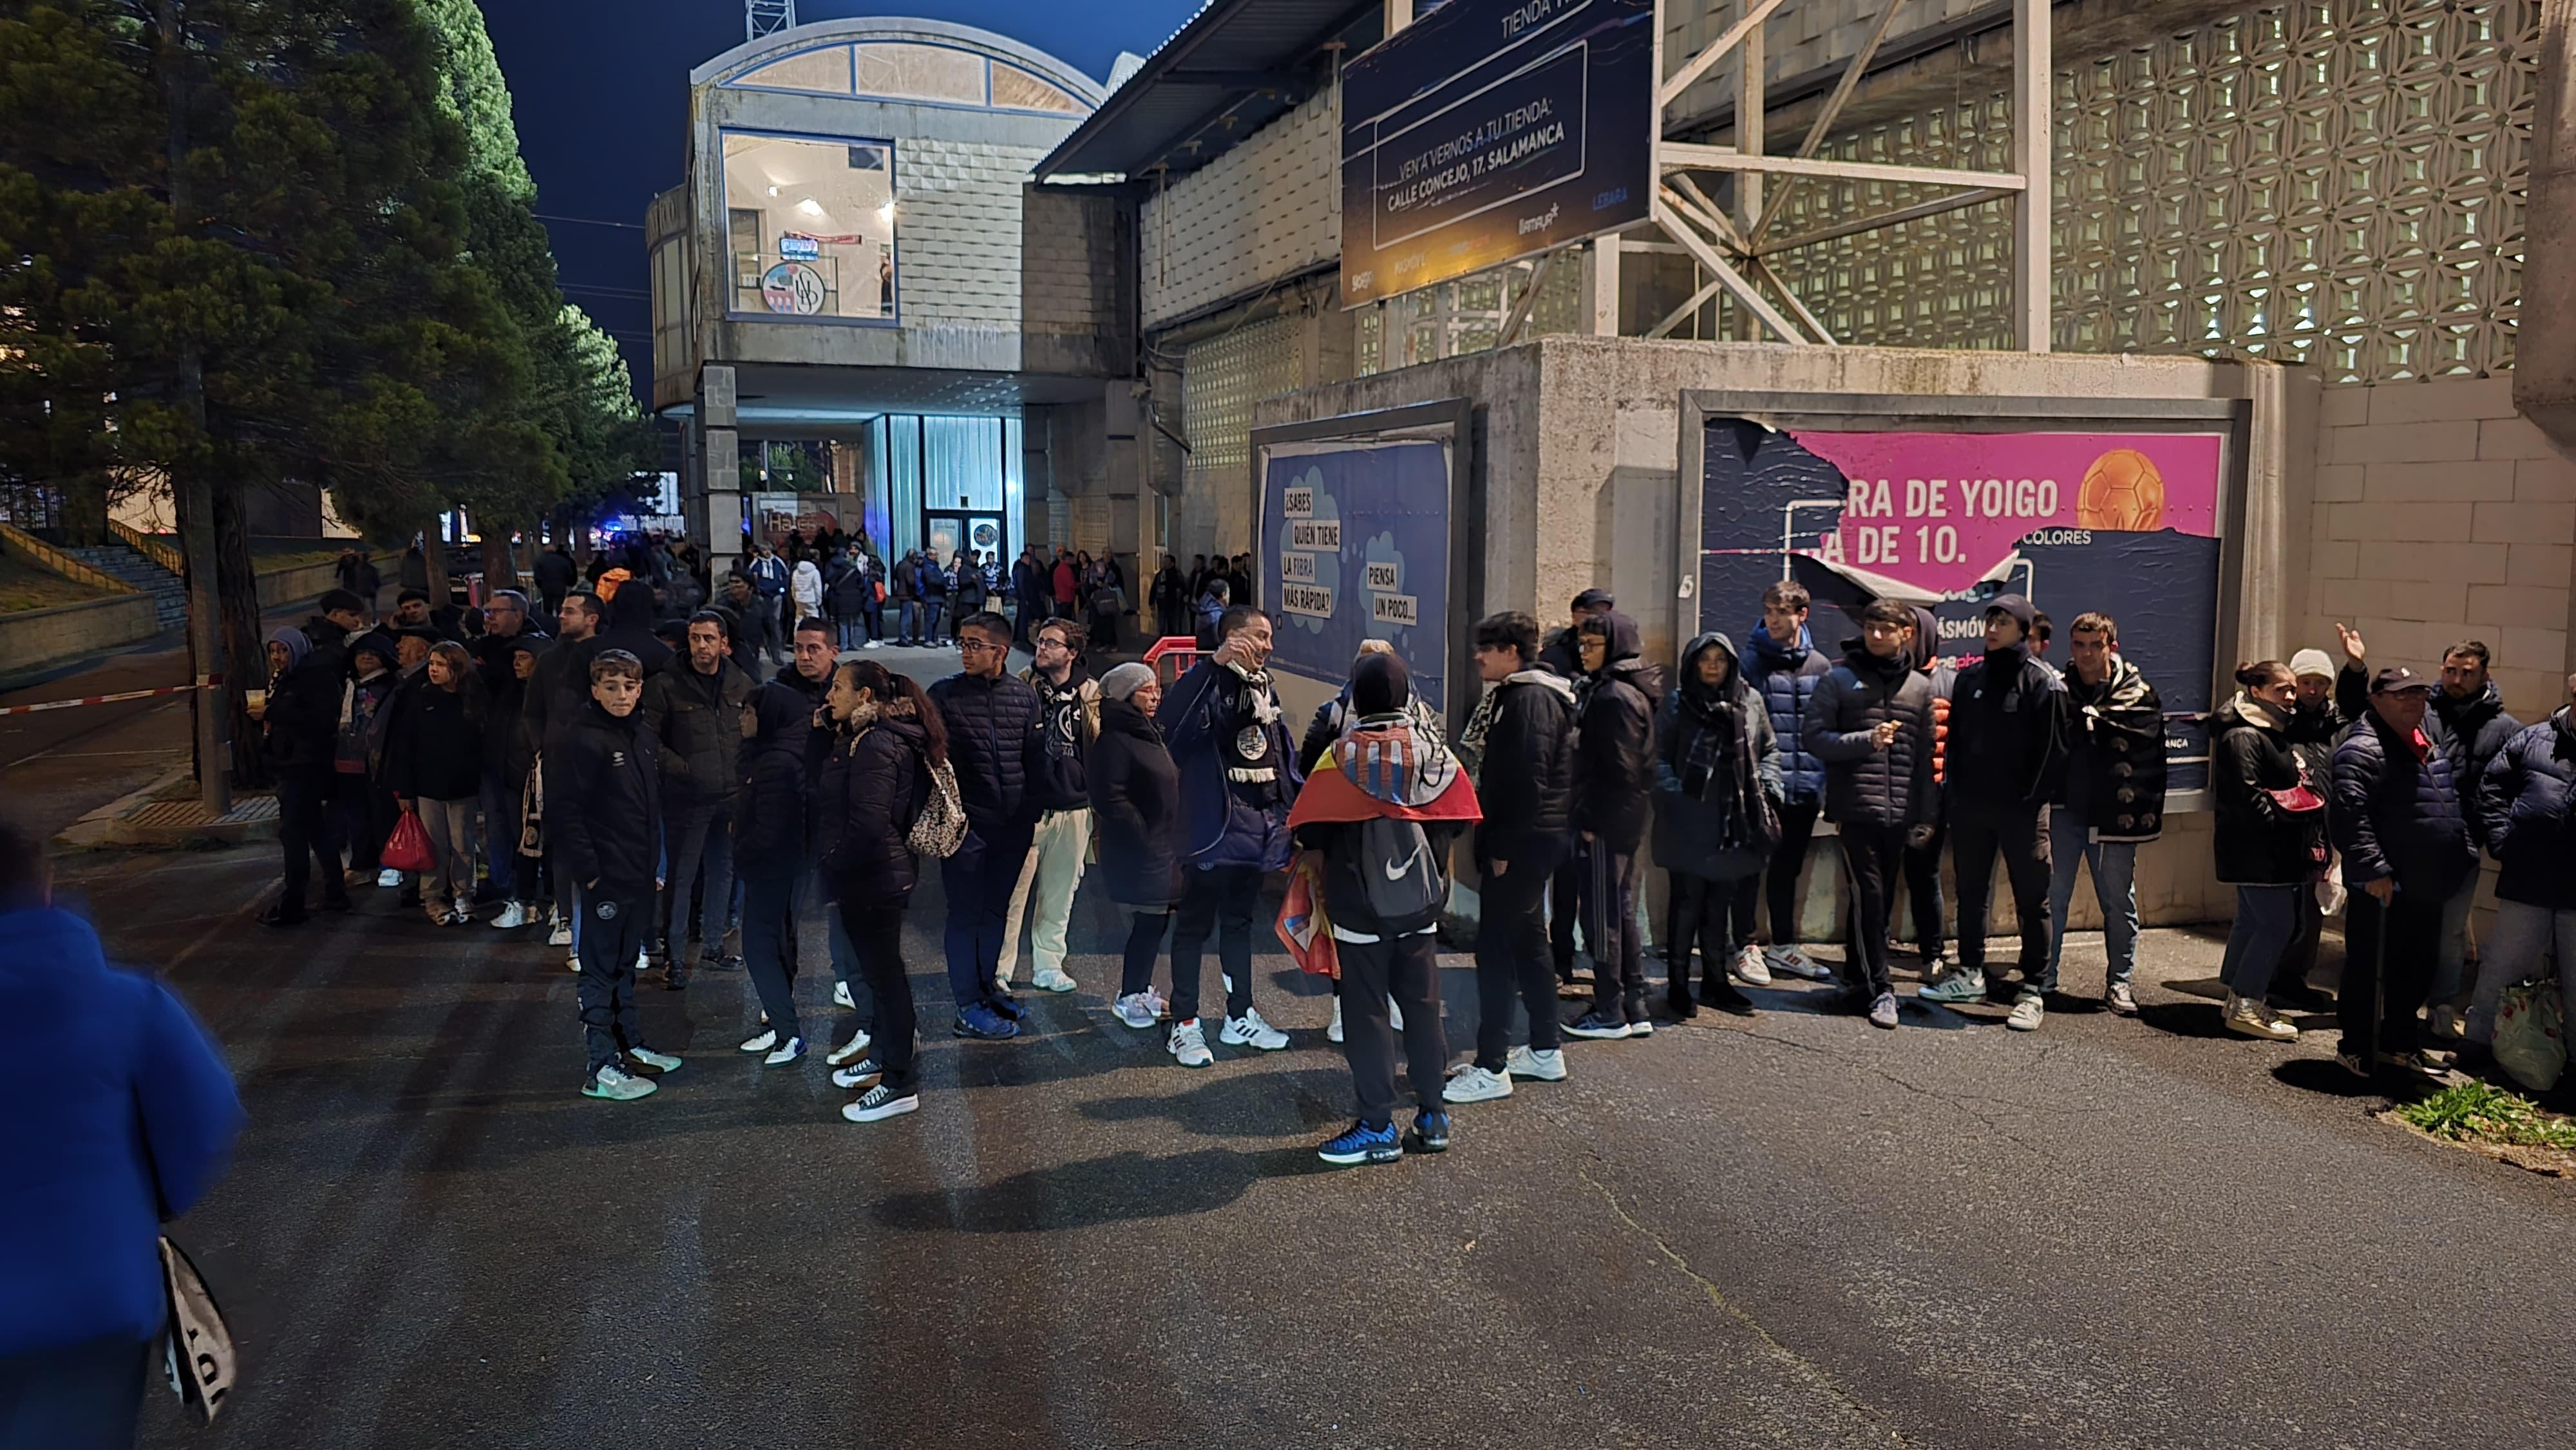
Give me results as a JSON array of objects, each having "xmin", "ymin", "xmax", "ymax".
[{"xmin": 0, "ymin": 594, "xmax": 160, "ymax": 678}]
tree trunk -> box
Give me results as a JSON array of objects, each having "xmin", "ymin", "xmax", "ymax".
[
  {"xmin": 422, "ymin": 512, "xmax": 452, "ymax": 604},
  {"xmin": 59, "ymin": 474, "xmax": 112, "ymax": 547},
  {"xmin": 212, "ymin": 474, "xmax": 269, "ymax": 787},
  {"xmin": 480, "ymin": 529, "xmax": 520, "ymax": 592}
]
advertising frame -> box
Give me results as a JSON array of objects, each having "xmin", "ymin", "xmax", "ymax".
[
  {"xmin": 715, "ymin": 124, "xmax": 904, "ymax": 331},
  {"xmin": 1249, "ymin": 399, "xmax": 1482, "ymax": 731},
  {"xmin": 1676, "ymin": 391, "xmax": 2255, "ymax": 813}
]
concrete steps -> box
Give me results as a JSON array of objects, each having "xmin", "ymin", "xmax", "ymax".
[{"xmin": 63, "ymin": 543, "xmax": 187, "ymax": 630}]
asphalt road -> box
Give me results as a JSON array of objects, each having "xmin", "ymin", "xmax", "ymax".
[{"xmin": 21, "ymin": 642, "xmax": 2570, "ymax": 1449}]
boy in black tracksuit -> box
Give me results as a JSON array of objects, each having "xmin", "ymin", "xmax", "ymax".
[
  {"xmin": 1455, "ymin": 611, "xmax": 1577, "ymax": 1091},
  {"xmin": 547, "ymin": 649, "xmax": 677, "ymax": 1100},
  {"xmin": 1563, "ymin": 610, "xmax": 1662, "ymax": 1040},
  {"xmin": 1935, "ymin": 595, "xmax": 2067, "ymax": 1024}
]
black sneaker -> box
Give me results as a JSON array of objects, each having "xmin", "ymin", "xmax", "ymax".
[
  {"xmin": 1405, "ymin": 1109, "xmax": 1452, "ymax": 1154},
  {"xmin": 1700, "ymin": 981, "xmax": 1757, "ymax": 1017},
  {"xmin": 662, "ymin": 963, "xmax": 690, "ymax": 992},
  {"xmin": 1564, "ymin": 1009, "xmax": 1633, "ymax": 1040}
]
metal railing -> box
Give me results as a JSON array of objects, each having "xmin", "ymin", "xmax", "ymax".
[
  {"xmin": 1141, "ymin": 636, "xmax": 1204, "ymax": 683},
  {"xmin": 107, "ymin": 518, "xmax": 185, "ymax": 576},
  {"xmin": 0, "ymin": 521, "xmax": 140, "ymax": 595}
]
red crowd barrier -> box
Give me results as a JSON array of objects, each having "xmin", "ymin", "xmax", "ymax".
[{"xmin": 1140, "ymin": 636, "xmax": 1204, "ymax": 684}]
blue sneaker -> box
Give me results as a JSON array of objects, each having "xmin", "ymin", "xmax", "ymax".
[
  {"xmin": 1317, "ymin": 1119, "xmax": 1403, "ymax": 1165},
  {"xmin": 953, "ymin": 1003, "xmax": 1020, "ymax": 1040},
  {"xmin": 989, "ymin": 992, "xmax": 1028, "ymax": 1022},
  {"xmin": 1406, "ymin": 1110, "xmax": 1452, "ymax": 1154}
]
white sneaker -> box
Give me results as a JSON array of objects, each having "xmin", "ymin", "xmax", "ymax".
[
  {"xmin": 491, "ymin": 902, "xmax": 527, "ymax": 930},
  {"xmin": 1112, "ymin": 992, "xmax": 1159, "ymax": 1030},
  {"xmin": 2006, "ymin": 993, "xmax": 2047, "ymax": 1032},
  {"xmin": 1388, "ymin": 999, "xmax": 1405, "ymax": 1031},
  {"xmin": 377, "ymin": 868, "xmax": 403, "ymax": 889},
  {"xmin": 1766, "ymin": 945, "xmax": 1832, "ymax": 981},
  {"xmin": 826, "ymin": 1029, "xmax": 874, "ymax": 1066},
  {"xmin": 739, "ymin": 1028, "xmax": 779, "ymax": 1053},
  {"xmin": 1032, "ymin": 967, "xmax": 1077, "ymax": 993},
  {"xmin": 627, "ymin": 1046, "xmax": 682, "ymax": 1073},
  {"xmin": 1220, "ymin": 1008, "xmax": 1290, "ymax": 1051},
  {"xmin": 635, "ymin": 950, "xmax": 649, "ymax": 974},
  {"xmin": 842, "ymin": 1084, "xmax": 919, "ymax": 1121},
  {"xmin": 582, "ymin": 1064, "xmax": 656, "ymax": 1101},
  {"xmin": 1733, "ymin": 944, "xmax": 1772, "ymax": 985},
  {"xmin": 1168, "ymin": 1018, "xmax": 1213, "ymax": 1067},
  {"xmin": 1327, "ymin": 997, "xmax": 1345, "ymax": 1043},
  {"xmin": 548, "ymin": 923, "xmax": 573, "ymax": 947},
  {"xmin": 565, "ymin": 950, "xmax": 580, "ymax": 974},
  {"xmin": 1506, "ymin": 1045, "xmax": 1568, "ymax": 1081},
  {"xmin": 833, "ymin": 981, "xmax": 855, "ymax": 1010},
  {"xmin": 1444, "ymin": 1063, "xmax": 1514, "ymax": 1103},
  {"xmin": 763, "ymin": 1037, "xmax": 806, "ymax": 1066}
]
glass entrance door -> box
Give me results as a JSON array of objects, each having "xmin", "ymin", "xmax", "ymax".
[{"xmin": 925, "ymin": 513, "xmax": 1006, "ymax": 590}]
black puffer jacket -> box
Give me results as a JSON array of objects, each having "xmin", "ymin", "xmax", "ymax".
[
  {"xmin": 928, "ymin": 670, "xmax": 1045, "ymax": 840},
  {"xmin": 2056, "ymin": 655, "xmax": 2167, "ymax": 842},
  {"xmin": 1088, "ymin": 697, "xmax": 1182, "ymax": 908},
  {"xmin": 1571, "ymin": 612, "xmax": 1660, "ymax": 852},
  {"xmin": 731, "ymin": 681, "xmax": 811, "ymax": 877},
  {"xmin": 545, "ymin": 700, "xmax": 663, "ymax": 890},
  {"xmin": 819, "ymin": 708, "xmax": 929, "ymax": 910},
  {"xmin": 2435, "ymin": 679, "xmax": 2521, "ymax": 842},
  {"xmin": 2331, "ymin": 708, "xmax": 2475, "ymax": 896},
  {"xmin": 2208, "ymin": 694, "xmax": 2324, "ymax": 886},
  {"xmin": 1946, "ymin": 643, "xmax": 2065, "ymax": 818},
  {"xmin": 2477, "ymin": 710, "xmax": 2576, "ymax": 910},
  {"xmin": 381, "ymin": 680, "xmax": 486, "ymax": 802},
  {"xmin": 261, "ymin": 650, "xmax": 343, "ymax": 773},
  {"xmin": 1805, "ymin": 643, "xmax": 1938, "ymax": 828},
  {"xmin": 522, "ymin": 632, "xmax": 596, "ymax": 748},
  {"xmin": 1469, "ymin": 669, "xmax": 1577, "ymax": 867},
  {"xmin": 482, "ymin": 636, "xmax": 543, "ymax": 786},
  {"xmin": 641, "ymin": 654, "xmax": 755, "ymax": 810}
]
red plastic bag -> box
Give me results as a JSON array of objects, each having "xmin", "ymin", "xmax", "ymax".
[
  {"xmin": 380, "ymin": 807, "xmax": 435, "ymax": 874},
  {"xmin": 1274, "ymin": 851, "xmax": 1339, "ymax": 979}
]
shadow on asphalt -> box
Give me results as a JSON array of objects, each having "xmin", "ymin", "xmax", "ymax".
[
  {"xmin": 870, "ymin": 1145, "xmax": 1339, "ymax": 1232},
  {"xmin": 2272, "ymin": 1057, "xmax": 2387, "ymax": 1099},
  {"xmin": 2136, "ymin": 1001, "xmax": 2233, "ymax": 1040}
]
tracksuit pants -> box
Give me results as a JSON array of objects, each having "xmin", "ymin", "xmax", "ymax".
[
  {"xmin": 274, "ymin": 765, "xmax": 342, "ymax": 912},
  {"xmin": 999, "ymin": 806, "xmax": 1090, "ymax": 981},
  {"xmin": 1835, "ymin": 821, "xmax": 1907, "ymax": 999},
  {"xmin": 740, "ymin": 871, "xmax": 803, "ymax": 1046},
  {"xmin": 1951, "ymin": 805, "xmax": 2052, "ymax": 986},
  {"xmin": 1170, "ymin": 863, "xmax": 1262, "ymax": 1023},
  {"xmin": 1580, "ymin": 840, "xmax": 1645, "ymax": 1021},
  {"xmin": 576, "ymin": 881, "xmax": 653, "ymax": 1075},
  {"xmin": 1336, "ymin": 930, "xmax": 1447, "ymax": 1126}
]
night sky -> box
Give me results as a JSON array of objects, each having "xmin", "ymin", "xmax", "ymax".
[{"xmin": 474, "ymin": 0, "xmax": 1200, "ymax": 401}]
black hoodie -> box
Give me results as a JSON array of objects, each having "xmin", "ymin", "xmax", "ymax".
[
  {"xmin": 732, "ymin": 680, "xmax": 811, "ymax": 876},
  {"xmin": 1572, "ymin": 611, "xmax": 1662, "ymax": 851},
  {"xmin": 1946, "ymin": 636, "xmax": 2066, "ymax": 818}
]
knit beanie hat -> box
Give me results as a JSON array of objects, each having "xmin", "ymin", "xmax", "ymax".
[
  {"xmin": 1099, "ymin": 662, "xmax": 1157, "ymax": 702},
  {"xmin": 2289, "ymin": 648, "xmax": 2336, "ymax": 681}
]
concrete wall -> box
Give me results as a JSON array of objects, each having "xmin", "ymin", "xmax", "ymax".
[
  {"xmin": 0, "ymin": 594, "xmax": 159, "ymax": 677},
  {"xmin": 1021, "ymin": 185, "xmax": 1135, "ymax": 379},
  {"xmin": 1139, "ymin": 87, "xmax": 1340, "ymax": 330}
]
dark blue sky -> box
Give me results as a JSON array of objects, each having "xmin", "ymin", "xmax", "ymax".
[{"xmin": 474, "ymin": 0, "xmax": 1198, "ymax": 399}]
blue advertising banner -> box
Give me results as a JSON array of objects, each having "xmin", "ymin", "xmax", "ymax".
[
  {"xmin": 1340, "ymin": 0, "xmax": 1656, "ymax": 307},
  {"xmin": 1259, "ymin": 438, "xmax": 1455, "ymax": 712}
]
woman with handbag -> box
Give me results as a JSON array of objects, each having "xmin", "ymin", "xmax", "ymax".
[
  {"xmin": 381, "ymin": 641, "xmax": 490, "ymax": 925},
  {"xmin": 2210, "ymin": 660, "xmax": 2328, "ymax": 1041},
  {"xmin": 1650, "ymin": 633, "xmax": 1783, "ymax": 1021},
  {"xmin": 815, "ymin": 660, "xmax": 945, "ymax": 1121}
]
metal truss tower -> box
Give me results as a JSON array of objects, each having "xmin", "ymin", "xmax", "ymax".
[{"xmin": 747, "ymin": 0, "xmax": 795, "ymax": 42}]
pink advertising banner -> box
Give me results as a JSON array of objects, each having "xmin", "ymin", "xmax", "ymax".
[{"xmin": 1787, "ymin": 429, "xmax": 2226, "ymax": 596}]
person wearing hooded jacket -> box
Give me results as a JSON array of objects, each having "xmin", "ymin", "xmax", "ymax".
[
  {"xmin": 1541, "ymin": 588, "xmax": 1616, "ymax": 984},
  {"xmin": 2466, "ymin": 672, "xmax": 2576, "ymax": 1060},
  {"xmin": 1562, "ymin": 610, "xmax": 1663, "ymax": 1040},
  {"xmin": 2044, "ymin": 612, "xmax": 2168, "ymax": 1017},
  {"xmin": 1920, "ymin": 594, "xmax": 2067, "ymax": 1030},
  {"xmin": 1652, "ymin": 632, "xmax": 1781, "ymax": 1021},
  {"xmin": 1441, "ymin": 611, "xmax": 1578, "ymax": 1104},
  {"xmin": 1736, "ymin": 583, "xmax": 1837, "ymax": 986},
  {"xmin": 817, "ymin": 659, "xmax": 942, "ymax": 1121},
  {"xmin": 381, "ymin": 641, "xmax": 490, "ymax": 925},
  {"xmin": 546, "ymin": 649, "xmax": 679, "ymax": 1101},
  {"xmin": 733, "ymin": 679, "xmax": 814, "ymax": 1066},
  {"xmin": 2208, "ymin": 661, "xmax": 2327, "ymax": 1041},
  {"xmin": 256, "ymin": 624, "xmax": 352, "ymax": 927},
  {"xmin": 2330, "ymin": 666, "xmax": 2476, "ymax": 1080},
  {"xmin": 996, "ymin": 617, "xmax": 1101, "ymax": 997},
  {"xmin": 1806, "ymin": 599, "xmax": 1938, "ymax": 1029}
]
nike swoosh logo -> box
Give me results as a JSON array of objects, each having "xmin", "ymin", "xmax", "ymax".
[{"xmin": 1383, "ymin": 841, "xmax": 1428, "ymax": 881}]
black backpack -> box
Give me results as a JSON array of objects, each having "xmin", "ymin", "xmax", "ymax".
[{"xmin": 1349, "ymin": 813, "xmax": 1448, "ymax": 936}]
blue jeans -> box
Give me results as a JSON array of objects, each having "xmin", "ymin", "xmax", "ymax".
[
  {"xmin": 664, "ymin": 801, "xmax": 734, "ymax": 956},
  {"xmin": 898, "ymin": 600, "xmax": 921, "ymax": 643},
  {"xmin": 480, "ymin": 771, "xmax": 520, "ymax": 899},
  {"xmin": 2045, "ymin": 807, "xmax": 2139, "ymax": 990},
  {"xmin": 2217, "ymin": 884, "xmax": 2300, "ymax": 1001}
]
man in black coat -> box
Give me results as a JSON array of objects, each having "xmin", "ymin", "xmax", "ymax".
[
  {"xmin": 1446, "ymin": 611, "xmax": 1579, "ymax": 1102},
  {"xmin": 1806, "ymin": 599, "xmax": 1939, "ymax": 1029},
  {"xmin": 1539, "ymin": 587, "xmax": 1615, "ymax": 981},
  {"xmin": 640, "ymin": 610, "xmax": 754, "ymax": 987},
  {"xmin": 1562, "ymin": 610, "xmax": 1662, "ymax": 1041},
  {"xmin": 524, "ymin": 592, "xmax": 604, "ymax": 949},
  {"xmin": 533, "ymin": 544, "xmax": 578, "ymax": 617},
  {"xmin": 2330, "ymin": 666, "xmax": 2476, "ymax": 1080},
  {"xmin": 927, "ymin": 611, "xmax": 1048, "ymax": 1040},
  {"xmin": 544, "ymin": 648, "xmax": 678, "ymax": 1101},
  {"xmin": 1922, "ymin": 594, "xmax": 2067, "ymax": 1031},
  {"xmin": 2467, "ymin": 674, "xmax": 2576, "ymax": 1060},
  {"xmin": 2044, "ymin": 611, "xmax": 2165, "ymax": 1017},
  {"xmin": 256, "ymin": 625, "xmax": 352, "ymax": 927}
]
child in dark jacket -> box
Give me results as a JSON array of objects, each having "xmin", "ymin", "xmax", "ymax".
[
  {"xmin": 734, "ymin": 679, "xmax": 813, "ymax": 1066},
  {"xmin": 546, "ymin": 649, "xmax": 677, "ymax": 1100}
]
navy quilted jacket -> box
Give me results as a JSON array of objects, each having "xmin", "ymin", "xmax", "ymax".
[
  {"xmin": 927, "ymin": 670, "xmax": 1045, "ymax": 840},
  {"xmin": 2331, "ymin": 708, "xmax": 2475, "ymax": 897},
  {"xmin": 1744, "ymin": 624, "xmax": 1832, "ymax": 805}
]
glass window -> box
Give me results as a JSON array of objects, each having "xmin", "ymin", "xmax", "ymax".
[
  {"xmin": 853, "ymin": 43, "xmax": 985, "ymax": 106},
  {"xmin": 733, "ymin": 46, "xmax": 851, "ymax": 95},
  {"xmin": 721, "ymin": 131, "xmax": 898, "ymax": 321},
  {"xmin": 991, "ymin": 64, "xmax": 1085, "ymax": 113}
]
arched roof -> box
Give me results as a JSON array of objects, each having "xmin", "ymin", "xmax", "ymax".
[{"xmin": 692, "ymin": 17, "xmax": 1106, "ymax": 114}]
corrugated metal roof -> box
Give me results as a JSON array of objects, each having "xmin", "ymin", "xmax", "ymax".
[{"xmin": 1034, "ymin": 0, "xmax": 1381, "ymax": 182}]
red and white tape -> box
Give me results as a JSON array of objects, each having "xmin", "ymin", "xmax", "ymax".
[{"xmin": 0, "ymin": 676, "xmax": 224, "ymax": 718}]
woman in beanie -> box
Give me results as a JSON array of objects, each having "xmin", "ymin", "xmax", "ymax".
[{"xmin": 1088, "ymin": 663, "xmax": 1187, "ymax": 1048}]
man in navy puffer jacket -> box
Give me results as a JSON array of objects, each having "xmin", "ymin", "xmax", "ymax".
[
  {"xmin": 0, "ymin": 820, "xmax": 242, "ymax": 1444},
  {"xmin": 2330, "ymin": 666, "xmax": 2475, "ymax": 1079},
  {"xmin": 928, "ymin": 611, "xmax": 1047, "ymax": 1040},
  {"xmin": 2466, "ymin": 675, "xmax": 2576, "ymax": 1055},
  {"xmin": 1737, "ymin": 581, "xmax": 1835, "ymax": 984}
]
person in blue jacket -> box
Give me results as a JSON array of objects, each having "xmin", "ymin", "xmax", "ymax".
[
  {"xmin": 1736, "ymin": 581, "xmax": 1837, "ymax": 985},
  {"xmin": 0, "ymin": 818, "xmax": 243, "ymax": 1445}
]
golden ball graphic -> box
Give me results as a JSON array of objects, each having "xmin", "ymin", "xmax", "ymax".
[{"xmin": 2076, "ymin": 448, "xmax": 2166, "ymax": 531}]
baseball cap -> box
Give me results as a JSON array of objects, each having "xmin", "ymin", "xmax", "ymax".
[
  {"xmin": 1982, "ymin": 593, "xmax": 2037, "ymax": 629},
  {"xmin": 1572, "ymin": 588, "xmax": 1616, "ymax": 612},
  {"xmin": 2370, "ymin": 665, "xmax": 2433, "ymax": 695}
]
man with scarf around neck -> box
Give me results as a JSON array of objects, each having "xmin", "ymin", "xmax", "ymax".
[
  {"xmin": 998, "ymin": 617, "xmax": 1102, "ymax": 996},
  {"xmin": 2043, "ymin": 612, "xmax": 2167, "ymax": 1017},
  {"xmin": 1562, "ymin": 610, "xmax": 1665, "ymax": 1040},
  {"xmin": 1289, "ymin": 652, "xmax": 1481, "ymax": 1163},
  {"xmin": 2465, "ymin": 672, "xmax": 2576, "ymax": 1069},
  {"xmin": 2331, "ymin": 666, "xmax": 2474, "ymax": 1081},
  {"xmin": 1157, "ymin": 605, "xmax": 1298, "ymax": 1053},
  {"xmin": 1651, "ymin": 632, "xmax": 1782, "ymax": 1022},
  {"xmin": 1738, "ymin": 581, "xmax": 1838, "ymax": 985},
  {"xmin": 1806, "ymin": 599, "xmax": 1938, "ymax": 1029},
  {"xmin": 1919, "ymin": 594, "xmax": 2069, "ymax": 1031},
  {"xmin": 1443, "ymin": 612, "xmax": 1578, "ymax": 1104}
]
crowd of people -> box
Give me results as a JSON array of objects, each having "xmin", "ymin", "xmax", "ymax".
[{"xmin": 254, "ymin": 530, "xmax": 2574, "ymax": 1163}]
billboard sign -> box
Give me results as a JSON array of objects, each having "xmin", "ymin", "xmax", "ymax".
[
  {"xmin": 1340, "ymin": 0, "xmax": 1655, "ymax": 308},
  {"xmin": 1695, "ymin": 417, "xmax": 2237, "ymax": 793}
]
